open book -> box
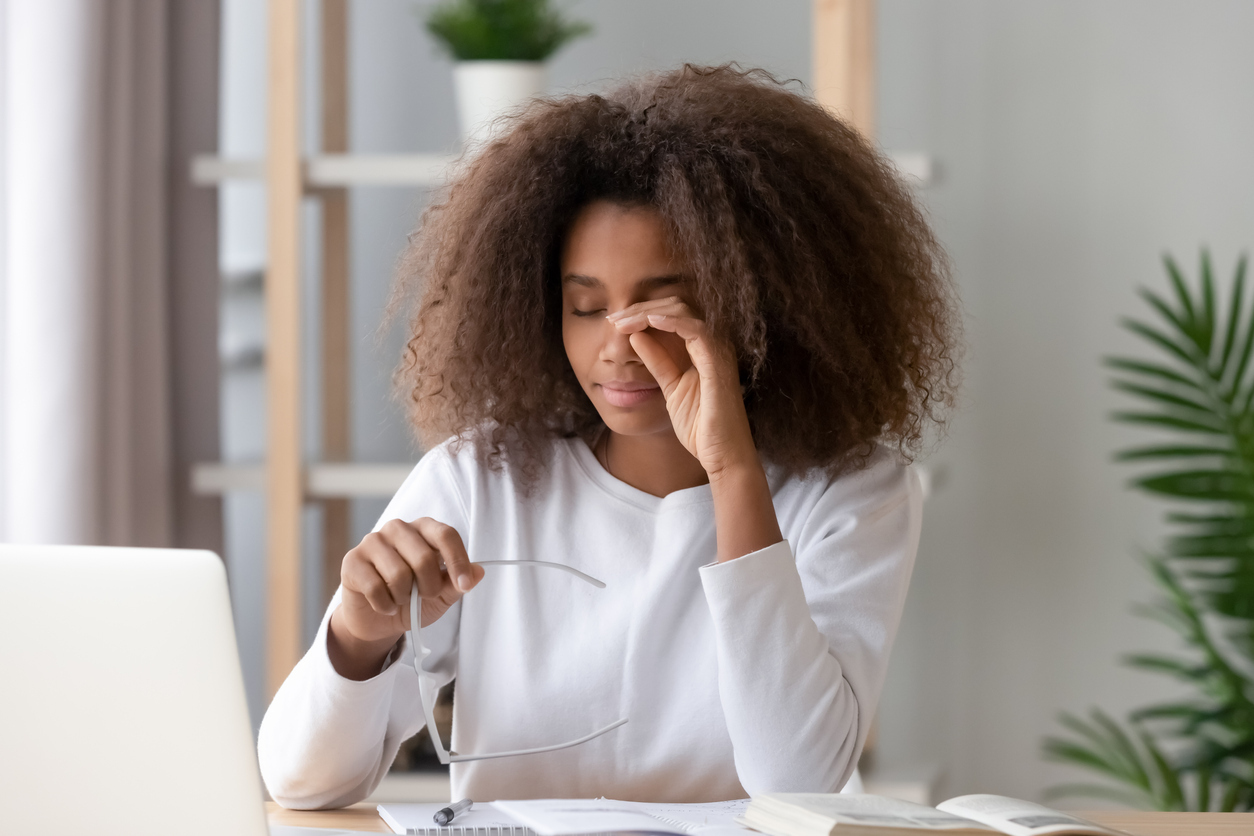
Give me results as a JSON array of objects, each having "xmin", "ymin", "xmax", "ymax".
[{"xmin": 740, "ymin": 794, "xmax": 1131, "ymax": 836}]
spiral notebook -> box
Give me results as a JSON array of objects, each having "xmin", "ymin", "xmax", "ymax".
[
  {"xmin": 376, "ymin": 799, "xmax": 751, "ymax": 836},
  {"xmin": 377, "ymin": 803, "xmax": 535, "ymax": 836}
]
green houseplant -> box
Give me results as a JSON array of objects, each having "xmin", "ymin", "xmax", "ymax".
[
  {"xmin": 420, "ymin": 0, "xmax": 592, "ymax": 146},
  {"xmin": 1042, "ymin": 251, "xmax": 1254, "ymax": 811}
]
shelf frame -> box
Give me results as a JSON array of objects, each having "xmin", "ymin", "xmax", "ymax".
[
  {"xmin": 264, "ymin": 0, "xmax": 304, "ymax": 699},
  {"xmin": 191, "ymin": 150, "xmax": 930, "ymax": 188},
  {"xmin": 320, "ymin": 0, "xmax": 353, "ymax": 620},
  {"xmin": 191, "ymin": 462, "xmax": 412, "ymax": 498},
  {"xmin": 189, "ymin": 153, "xmax": 459, "ymax": 187}
]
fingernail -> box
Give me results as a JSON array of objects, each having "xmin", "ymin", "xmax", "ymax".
[{"xmin": 457, "ymin": 573, "xmax": 473, "ymax": 592}]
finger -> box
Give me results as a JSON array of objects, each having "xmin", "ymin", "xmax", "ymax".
[
  {"xmin": 618, "ymin": 311, "xmax": 720, "ymax": 377},
  {"xmin": 413, "ymin": 517, "xmax": 476, "ymax": 593},
  {"xmin": 606, "ymin": 295, "xmax": 694, "ymax": 324},
  {"xmin": 344, "ymin": 540, "xmax": 401, "ymax": 615},
  {"xmin": 638, "ymin": 313, "xmax": 733, "ymax": 379},
  {"xmin": 372, "ymin": 531, "xmax": 421, "ymax": 610},
  {"xmin": 627, "ymin": 330, "xmax": 686, "ymax": 396},
  {"xmin": 378, "ymin": 519, "xmax": 437, "ymax": 603}
]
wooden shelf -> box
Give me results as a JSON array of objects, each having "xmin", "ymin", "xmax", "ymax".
[
  {"xmin": 191, "ymin": 461, "xmax": 412, "ymax": 498},
  {"xmin": 192, "ymin": 150, "xmax": 931, "ymax": 188}
]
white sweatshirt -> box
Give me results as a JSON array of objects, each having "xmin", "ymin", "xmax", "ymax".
[{"xmin": 258, "ymin": 435, "xmax": 921, "ymax": 809}]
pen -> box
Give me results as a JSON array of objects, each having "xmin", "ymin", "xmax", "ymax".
[{"xmin": 434, "ymin": 798, "xmax": 473, "ymax": 826}]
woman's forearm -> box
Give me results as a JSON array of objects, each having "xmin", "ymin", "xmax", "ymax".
[
  {"xmin": 709, "ymin": 454, "xmax": 784, "ymax": 562},
  {"xmin": 327, "ymin": 607, "xmax": 401, "ymax": 681}
]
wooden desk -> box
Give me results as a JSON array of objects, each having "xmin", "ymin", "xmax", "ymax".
[{"xmin": 267, "ymin": 802, "xmax": 1254, "ymax": 835}]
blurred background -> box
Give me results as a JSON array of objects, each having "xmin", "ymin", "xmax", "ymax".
[{"xmin": 3, "ymin": 0, "xmax": 1253, "ymax": 810}]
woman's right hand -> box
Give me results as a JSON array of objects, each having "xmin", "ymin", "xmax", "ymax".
[{"xmin": 327, "ymin": 517, "xmax": 484, "ymax": 679}]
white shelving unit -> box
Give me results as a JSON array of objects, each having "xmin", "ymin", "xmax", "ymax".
[
  {"xmin": 192, "ymin": 461, "xmax": 412, "ymax": 497},
  {"xmin": 191, "ymin": 150, "xmax": 930, "ymax": 190},
  {"xmin": 193, "ymin": 0, "xmax": 926, "ymax": 698},
  {"xmin": 191, "ymin": 153, "xmax": 460, "ymax": 188}
]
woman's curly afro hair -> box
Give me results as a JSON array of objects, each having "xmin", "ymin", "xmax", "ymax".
[{"xmin": 391, "ymin": 63, "xmax": 961, "ymax": 492}]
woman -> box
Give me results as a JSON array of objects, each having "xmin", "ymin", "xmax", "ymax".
[{"xmin": 258, "ymin": 63, "xmax": 960, "ymax": 808}]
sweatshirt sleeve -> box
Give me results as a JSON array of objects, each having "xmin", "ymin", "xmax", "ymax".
[
  {"xmin": 256, "ymin": 442, "xmax": 470, "ymax": 809},
  {"xmin": 698, "ymin": 451, "xmax": 922, "ymax": 795}
]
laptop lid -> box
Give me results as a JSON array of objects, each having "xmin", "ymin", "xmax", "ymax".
[{"xmin": 0, "ymin": 544, "xmax": 270, "ymax": 836}]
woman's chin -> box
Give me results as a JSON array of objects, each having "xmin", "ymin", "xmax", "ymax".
[{"xmin": 595, "ymin": 404, "xmax": 673, "ymax": 438}]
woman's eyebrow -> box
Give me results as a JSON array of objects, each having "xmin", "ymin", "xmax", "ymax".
[{"xmin": 561, "ymin": 273, "xmax": 684, "ymax": 289}]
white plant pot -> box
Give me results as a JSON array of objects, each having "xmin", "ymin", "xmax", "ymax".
[{"xmin": 452, "ymin": 60, "xmax": 548, "ymax": 149}]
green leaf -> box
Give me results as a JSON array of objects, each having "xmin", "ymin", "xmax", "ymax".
[
  {"xmin": 1106, "ymin": 357, "xmax": 1207, "ymax": 391},
  {"xmin": 1219, "ymin": 255, "xmax": 1246, "ymax": 375},
  {"xmin": 1139, "ymin": 287, "xmax": 1198, "ymax": 349},
  {"xmin": 1112, "ymin": 412, "xmax": 1226, "ymax": 434},
  {"xmin": 1224, "ymin": 256, "xmax": 1253, "ymax": 398},
  {"xmin": 1131, "ymin": 601, "xmax": 1193, "ymax": 636},
  {"xmin": 424, "ymin": 0, "xmax": 593, "ymax": 61},
  {"xmin": 1051, "ymin": 712, "xmax": 1147, "ymax": 787},
  {"xmin": 1111, "ymin": 381, "xmax": 1214, "ymax": 414},
  {"xmin": 1043, "ymin": 738, "xmax": 1126, "ymax": 776},
  {"xmin": 1199, "ymin": 249, "xmax": 1217, "ymax": 357},
  {"xmin": 1121, "ymin": 318, "xmax": 1204, "ymax": 367},
  {"xmin": 1124, "ymin": 653, "xmax": 1210, "ymax": 681},
  {"xmin": 1167, "ymin": 510, "xmax": 1254, "ymax": 525},
  {"xmin": 1091, "ymin": 710, "xmax": 1155, "ymax": 786},
  {"xmin": 1164, "ymin": 254, "xmax": 1198, "ymax": 330},
  {"xmin": 1134, "ymin": 469, "xmax": 1251, "ymax": 501},
  {"xmin": 1220, "ymin": 778, "xmax": 1245, "ymax": 811},
  {"xmin": 1168, "ymin": 535, "xmax": 1254, "ymax": 559},
  {"xmin": 1116, "ymin": 445, "xmax": 1233, "ymax": 462},
  {"xmin": 1139, "ymin": 727, "xmax": 1186, "ymax": 809},
  {"xmin": 1131, "ymin": 701, "xmax": 1214, "ymax": 721}
]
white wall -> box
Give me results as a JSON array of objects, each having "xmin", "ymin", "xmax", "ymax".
[
  {"xmin": 872, "ymin": 0, "xmax": 1254, "ymax": 802},
  {"xmin": 218, "ymin": 0, "xmax": 1254, "ymax": 803}
]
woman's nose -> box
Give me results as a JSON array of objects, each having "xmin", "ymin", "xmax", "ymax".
[{"xmin": 599, "ymin": 317, "xmax": 642, "ymax": 364}]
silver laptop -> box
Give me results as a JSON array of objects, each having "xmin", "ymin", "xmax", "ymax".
[{"xmin": 0, "ymin": 544, "xmax": 270, "ymax": 836}]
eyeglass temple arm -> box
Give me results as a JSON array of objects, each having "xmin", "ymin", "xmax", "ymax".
[
  {"xmin": 472, "ymin": 559, "xmax": 606, "ymax": 588},
  {"xmin": 442, "ymin": 717, "xmax": 629, "ymax": 763},
  {"xmin": 407, "ymin": 561, "xmax": 617, "ymax": 765}
]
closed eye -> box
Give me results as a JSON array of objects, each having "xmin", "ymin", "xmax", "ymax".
[{"xmin": 570, "ymin": 309, "xmax": 604, "ymax": 317}]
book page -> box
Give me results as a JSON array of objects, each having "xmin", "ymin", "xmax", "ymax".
[
  {"xmin": 616, "ymin": 798, "xmax": 751, "ymax": 836},
  {"xmin": 493, "ymin": 798, "xmax": 694, "ymax": 836},
  {"xmin": 935, "ymin": 796, "xmax": 1126, "ymax": 836},
  {"xmin": 750, "ymin": 794, "xmax": 997, "ymax": 832}
]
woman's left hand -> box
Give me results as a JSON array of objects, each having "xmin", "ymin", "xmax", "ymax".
[{"xmin": 608, "ymin": 296, "xmax": 758, "ymax": 479}]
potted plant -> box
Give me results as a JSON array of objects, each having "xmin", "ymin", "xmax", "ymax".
[
  {"xmin": 422, "ymin": 0, "xmax": 592, "ymax": 147},
  {"xmin": 1042, "ymin": 251, "xmax": 1254, "ymax": 811}
]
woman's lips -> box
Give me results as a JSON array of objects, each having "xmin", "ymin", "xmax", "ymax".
[{"xmin": 599, "ymin": 383, "xmax": 661, "ymax": 407}]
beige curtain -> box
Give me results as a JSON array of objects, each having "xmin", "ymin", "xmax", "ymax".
[{"xmin": 1, "ymin": 0, "xmax": 175, "ymax": 546}]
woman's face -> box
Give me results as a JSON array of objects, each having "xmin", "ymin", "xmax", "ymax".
[{"xmin": 560, "ymin": 200, "xmax": 694, "ymax": 438}]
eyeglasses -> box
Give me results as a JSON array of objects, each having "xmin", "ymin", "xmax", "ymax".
[{"xmin": 408, "ymin": 560, "xmax": 629, "ymax": 764}]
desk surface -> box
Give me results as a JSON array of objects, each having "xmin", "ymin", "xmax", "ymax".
[{"xmin": 267, "ymin": 802, "xmax": 1254, "ymax": 835}]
